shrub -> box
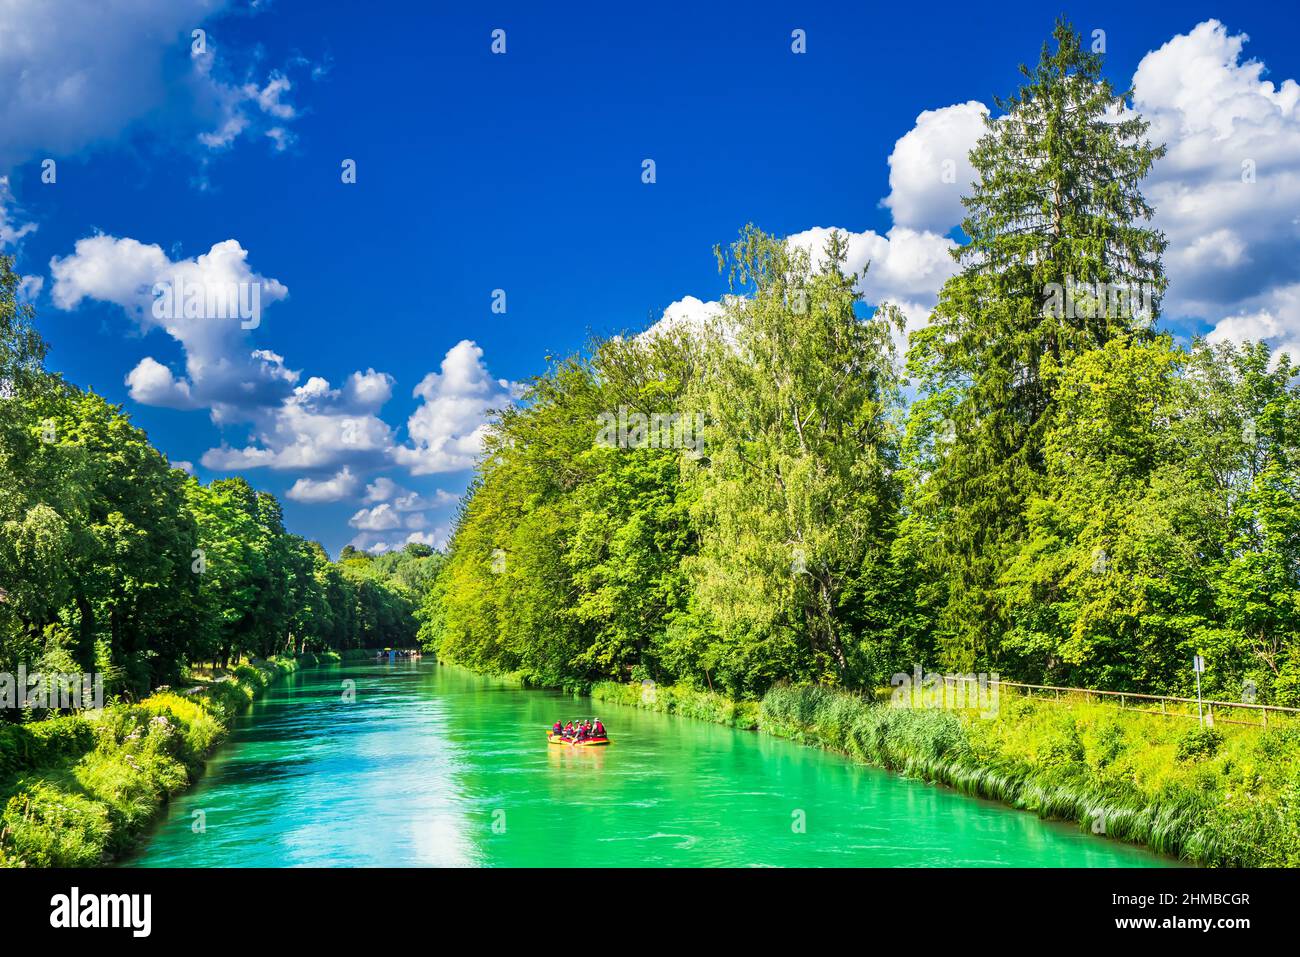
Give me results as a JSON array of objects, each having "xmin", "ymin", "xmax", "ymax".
[
  {"xmin": 1, "ymin": 782, "xmax": 112, "ymax": 867},
  {"xmin": 1176, "ymin": 726, "xmax": 1225, "ymax": 762},
  {"xmin": 0, "ymin": 716, "xmax": 96, "ymax": 776}
]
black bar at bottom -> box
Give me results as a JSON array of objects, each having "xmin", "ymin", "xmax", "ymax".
[{"xmin": 0, "ymin": 866, "xmax": 1286, "ymax": 942}]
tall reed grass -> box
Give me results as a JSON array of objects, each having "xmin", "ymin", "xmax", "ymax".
[{"xmin": 758, "ymin": 683, "xmax": 1300, "ymax": 867}]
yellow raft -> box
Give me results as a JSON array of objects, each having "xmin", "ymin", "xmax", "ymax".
[{"xmin": 547, "ymin": 732, "xmax": 610, "ymax": 747}]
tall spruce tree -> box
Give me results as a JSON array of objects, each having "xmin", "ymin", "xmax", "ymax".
[{"xmin": 907, "ymin": 19, "xmax": 1167, "ymax": 668}]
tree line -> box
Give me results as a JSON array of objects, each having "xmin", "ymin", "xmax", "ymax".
[
  {"xmin": 424, "ymin": 22, "xmax": 1300, "ymax": 705},
  {"xmin": 0, "ymin": 259, "xmax": 431, "ymax": 705}
]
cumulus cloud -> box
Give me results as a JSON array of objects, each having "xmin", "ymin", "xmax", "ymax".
[
  {"xmin": 200, "ymin": 372, "xmax": 396, "ymax": 471},
  {"xmin": 124, "ymin": 356, "xmax": 197, "ymax": 409},
  {"xmin": 344, "ymin": 369, "xmax": 395, "ymax": 410},
  {"xmin": 639, "ymin": 295, "xmax": 726, "ymax": 340},
  {"xmin": 51, "ymin": 235, "xmax": 292, "ymax": 417},
  {"xmin": 50, "ymin": 236, "xmax": 509, "ymax": 507},
  {"xmin": 1205, "ymin": 283, "xmax": 1300, "ymax": 363},
  {"xmin": 783, "ymin": 225, "xmax": 960, "ymax": 348},
  {"xmin": 349, "ymin": 503, "xmax": 403, "ymax": 532},
  {"xmin": 393, "ymin": 340, "xmax": 516, "ymax": 475},
  {"xmin": 46, "ymin": 230, "xmax": 411, "ymax": 484},
  {"xmin": 1131, "ymin": 20, "xmax": 1300, "ymax": 350},
  {"xmin": 881, "ymin": 101, "xmax": 989, "ymax": 234},
  {"xmin": 641, "ymin": 226, "xmax": 959, "ymax": 357},
  {"xmin": 867, "ymin": 20, "xmax": 1300, "ymax": 355},
  {"xmin": 286, "ymin": 466, "xmax": 361, "ymax": 504},
  {"xmin": 363, "ymin": 477, "xmax": 458, "ymax": 511},
  {"xmin": 786, "ymin": 225, "xmax": 960, "ymax": 307}
]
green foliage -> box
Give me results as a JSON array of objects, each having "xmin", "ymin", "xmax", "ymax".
[
  {"xmin": 1, "ymin": 782, "xmax": 111, "ymax": 867},
  {"xmin": 684, "ymin": 226, "xmax": 905, "ymax": 693},
  {"xmin": 6, "ymin": 20, "xmax": 1300, "ymax": 867},
  {"xmin": 590, "ymin": 680, "xmax": 761, "ymax": 729},
  {"xmin": 1176, "ymin": 726, "xmax": 1224, "ymax": 762},
  {"xmin": 427, "ymin": 25, "xmax": 1300, "ymax": 717},
  {"xmin": 0, "ymin": 656, "xmax": 295, "ymax": 866},
  {"xmin": 905, "ymin": 18, "xmax": 1167, "ymax": 668},
  {"xmin": 1, "ymin": 254, "xmax": 420, "ymax": 702},
  {"xmin": 0, "ymin": 715, "xmax": 96, "ymax": 777}
]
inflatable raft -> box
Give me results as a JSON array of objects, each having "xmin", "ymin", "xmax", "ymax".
[{"xmin": 548, "ymin": 732, "xmax": 610, "ymax": 747}]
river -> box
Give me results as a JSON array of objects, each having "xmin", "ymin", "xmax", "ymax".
[{"xmin": 132, "ymin": 661, "xmax": 1169, "ymax": 867}]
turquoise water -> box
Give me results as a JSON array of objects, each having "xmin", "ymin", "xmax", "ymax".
[{"xmin": 132, "ymin": 662, "xmax": 1169, "ymax": 867}]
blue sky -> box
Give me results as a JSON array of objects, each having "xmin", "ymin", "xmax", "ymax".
[{"xmin": 3, "ymin": 1, "xmax": 1298, "ymax": 555}]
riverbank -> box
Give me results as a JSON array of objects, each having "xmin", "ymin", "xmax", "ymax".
[
  {"xmin": 134, "ymin": 659, "xmax": 1167, "ymax": 867},
  {"xmin": 589, "ymin": 679, "xmax": 1300, "ymax": 867},
  {"xmin": 0, "ymin": 651, "xmax": 366, "ymax": 867}
]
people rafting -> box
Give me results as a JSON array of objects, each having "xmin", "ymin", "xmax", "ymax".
[
  {"xmin": 594, "ymin": 719, "xmax": 605, "ymax": 738},
  {"xmin": 552, "ymin": 720, "xmax": 563, "ymax": 737},
  {"xmin": 564, "ymin": 721, "xmax": 575, "ymax": 738}
]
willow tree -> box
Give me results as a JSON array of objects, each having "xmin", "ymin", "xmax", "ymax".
[
  {"xmin": 687, "ymin": 226, "xmax": 903, "ymax": 692},
  {"xmin": 906, "ymin": 19, "xmax": 1167, "ymax": 669}
]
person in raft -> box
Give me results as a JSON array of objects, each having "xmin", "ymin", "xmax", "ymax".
[
  {"xmin": 564, "ymin": 721, "xmax": 575, "ymax": 738},
  {"xmin": 552, "ymin": 720, "xmax": 563, "ymax": 737},
  {"xmin": 593, "ymin": 719, "xmax": 605, "ymax": 738}
]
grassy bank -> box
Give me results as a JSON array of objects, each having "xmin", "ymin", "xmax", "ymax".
[
  {"xmin": 591, "ymin": 680, "xmax": 761, "ymax": 728},
  {"xmin": 592, "ymin": 678, "xmax": 1300, "ymax": 867},
  {"xmin": 0, "ymin": 655, "xmax": 311, "ymax": 867}
]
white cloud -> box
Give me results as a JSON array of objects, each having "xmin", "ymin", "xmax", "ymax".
[
  {"xmin": 393, "ymin": 340, "xmax": 516, "ymax": 475},
  {"xmin": 866, "ymin": 21, "xmax": 1300, "ymax": 354},
  {"xmin": 47, "ymin": 230, "xmax": 407, "ymax": 479},
  {"xmin": 1131, "ymin": 20, "xmax": 1300, "ymax": 349},
  {"xmin": 51, "ymin": 235, "xmax": 292, "ymax": 417},
  {"xmin": 0, "ymin": 1, "xmax": 314, "ymax": 170},
  {"xmin": 344, "ymin": 369, "xmax": 395, "ymax": 410},
  {"xmin": 785, "ymin": 225, "xmax": 960, "ymax": 350},
  {"xmin": 349, "ymin": 503, "xmax": 402, "ymax": 532},
  {"xmin": 639, "ymin": 295, "xmax": 726, "ymax": 340},
  {"xmin": 349, "ymin": 526, "xmax": 451, "ymax": 555},
  {"xmin": 1205, "ymin": 283, "xmax": 1300, "ymax": 363},
  {"xmin": 786, "ymin": 225, "xmax": 960, "ymax": 306},
  {"xmin": 881, "ymin": 101, "xmax": 989, "ymax": 233},
  {"xmin": 0, "ymin": 177, "xmax": 36, "ymax": 248},
  {"xmin": 200, "ymin": 373, "xmax": 396, "ymax": 471},
  {"xmin": 363, "ymin": 476, "xmax": 458, "ymax": 511},
  {"xmin": 17, "ymin": 275, "xmax": 43, "ymax": 302},
  {"xmin": 364, "ymin": 477, "xmax": 405, "ymax": 503},
  {"xmin": 286, "ymin": 466, "xmax": 361, "ymax": 504},
  {"xmin": 194, "ymin": 57, "xmax": 304, "ymax": 154},
  {"xmin": 124, "ymin": 356, "xmax": 197, "ymax": 409}
]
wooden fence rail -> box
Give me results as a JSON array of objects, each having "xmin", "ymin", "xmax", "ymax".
[{"xmin": 940, "ymin": 675, "xmax": 1300, "ymax": 728}]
